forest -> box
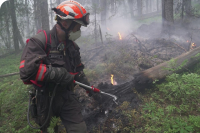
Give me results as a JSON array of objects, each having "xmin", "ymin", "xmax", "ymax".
[{"xmin": 1, "ymin": 0, "xmax": 200, "ymax": 132}]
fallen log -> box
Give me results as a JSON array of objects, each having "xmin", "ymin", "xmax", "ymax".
[
  {"xmin": 98, "ymin": 46, "xmax": 200, "ymax": 99},
  {"xmin": 139, "ymin": 46, "xmax": 200, "ymax": 80},
  {"xmin": 132, "ymin": 46, "xmax": 200, "ymax": 92}
]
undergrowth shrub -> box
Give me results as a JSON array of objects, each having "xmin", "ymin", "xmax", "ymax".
[{"xmin": 136, "ymin": 57, "xmax": 200, "ymax": 132}]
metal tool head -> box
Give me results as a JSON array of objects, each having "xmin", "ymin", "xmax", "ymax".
[{"xmin": 101, "ymin": 91, "xmax": 118, "ymax": 105}]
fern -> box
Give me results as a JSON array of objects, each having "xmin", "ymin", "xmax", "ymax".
[{"xmin": 47, "ymin": 116, "xmax": 59, "ymax": 133}]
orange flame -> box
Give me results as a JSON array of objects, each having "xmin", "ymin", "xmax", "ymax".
[
  {"xmin": 191, "ymin": 43, "xmax": 196, "ymax": 49},
  {"xmin": 107, "ymin": 28, "xmax": 110, "ymax": 31},
  {"xmin": 118, "ymin": 32, "xmax": 122, "ymax": 40},
  {"xmin": 187, "ymin": 40, "xmax": 189, "ymax": 43},
  {"xmin": 192, "ymin": 43, "xmax": 196, "ymax": 47},
  {"xmin": 111, "ymin": 74, "xmax": 114, "ymax": 85},
  {"xmin": 111, "ymin": 74, "xmax": 117, "ymax": 85},
  {"xmin": 190, "ymin": 43, "xmax": 196, "ymax": 50}
]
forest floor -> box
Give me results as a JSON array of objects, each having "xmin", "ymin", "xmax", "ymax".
[{"xmin": 1, "ymin": 15, "xmax": 200, "ymax": 133}]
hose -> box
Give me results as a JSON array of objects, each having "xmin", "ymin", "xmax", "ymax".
[{"xmin": 27, "ymin": 83, "xmax": 58, "ymax": 129}]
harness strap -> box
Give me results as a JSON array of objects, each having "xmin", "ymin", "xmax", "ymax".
[{"xmin": 42, "ymin": 30, "xmax": 52, "ymax": 56}]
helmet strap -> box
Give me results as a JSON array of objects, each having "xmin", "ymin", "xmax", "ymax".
[{"xmin": 57, "ymin": 21, "xmax": 77, "ymax": 40}]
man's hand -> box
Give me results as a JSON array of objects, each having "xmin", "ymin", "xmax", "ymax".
[
  {"xmin": 74, "ymin": 71, "xmax": 93, "ymax": 97},
  {"xmin": 44, "ymin": 67, "xmax": 74, "ymax": 87},
  {"xmin": 74, "ymin": 71, "xmax": 86, "ymax": 82}
]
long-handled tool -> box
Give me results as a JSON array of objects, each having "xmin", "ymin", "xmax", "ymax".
[{"xmin": 74, "ymin": 80, "xmax": 118, "ymax": 105}]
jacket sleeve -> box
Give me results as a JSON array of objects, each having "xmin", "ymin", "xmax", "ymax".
[{"xmin": 19, "ymin": 32, "xmax": 48, "ymax": 83}]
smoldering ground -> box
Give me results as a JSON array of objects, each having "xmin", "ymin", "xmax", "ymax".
[
  {"xmin": 71, "ymin": 5, "xmax": 200, "ymax": 132},
  {"xmin": 19, "ymin": 0, "xmax": 200, "ymax": 131}
]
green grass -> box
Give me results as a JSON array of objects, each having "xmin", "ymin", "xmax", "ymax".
[
  {"xmin": 0, "ymin": 52, "xmax": 40, "ymax": 133},
  {"xmin": 0, "ymin": 52, "xmax": 21, "ymax": 75},
  {"xmin": 1, "ymin": 33, "xmax": 200, "ymax": 133},
  {"xmin": 114, "ymin": 58, "xmax": 200, "ymax": 133}
]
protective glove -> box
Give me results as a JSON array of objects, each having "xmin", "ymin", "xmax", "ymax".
[
  {"xmin": 44, "ymin": 66, "xmax": 74, "ymax": 88},
  {"xmin": 74, "ymin": 71, "xmax": 93, "ymax": 97}
]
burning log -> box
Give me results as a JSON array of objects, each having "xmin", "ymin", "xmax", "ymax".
[
  {"xmin": 134, "ymin": 46, "xmax": 200, "ymax": 90},
  {"xmin": 97, "ymin": 46, "xmax": 200, "ymax": 100},
  {"xmin": 81, "ymin": 43, "xmax": 200, "ymax": 132}
]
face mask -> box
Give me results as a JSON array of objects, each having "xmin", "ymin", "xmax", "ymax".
[{"xmin": 68, "ymin": 30, "xmax": 81, "ymax": 41}]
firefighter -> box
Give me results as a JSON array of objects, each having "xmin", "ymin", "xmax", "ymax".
[{"xmin": 19, "ymin": 1, "xmax": 91, "ymax": 132}]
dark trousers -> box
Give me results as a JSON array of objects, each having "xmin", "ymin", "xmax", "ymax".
[{"xmin": 35, "ymin": 85, "xmax": 86, "ymax": 133}]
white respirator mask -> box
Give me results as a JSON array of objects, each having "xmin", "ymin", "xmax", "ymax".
[{"xmin": 68, "ymin": 30, "xmax": 81, "ymax": 41}]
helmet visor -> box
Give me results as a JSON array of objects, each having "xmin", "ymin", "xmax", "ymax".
[{"xmin": 74, "ymin": 13, "xmax": 90, "ymax": 27}]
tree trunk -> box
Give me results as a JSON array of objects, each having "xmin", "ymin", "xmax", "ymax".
[
  {"xmin": 149, "ymin": 0, "xmax": 152, "ymax": 12},
  {"xmin": 181, "ymin": 0, "xmax": 184, "ymax": 20},
  {"xmin": 128, "ymin": 0, "xmax": 134, "ymax": 18},
  {"xmin": 162, "ymin": 0, "xmax": 174, "ymax": 34},
  {"xmin": 146, "ymin": 0, "xmax": 149, "ymax": 13},
  {"xmin": 92, "ymin": 0, "xmax": 98, "ymax": 44},
  {"xmin": 95, "ymin": 9, "xmax": 97, "ymax": 44},
  {"xmin": 50, "ymin": 0, "xmax": 54, "ymax": 29},
  {"xmin": 25, "ymin": 0, "xmax": 30, "ymax": 38},
  {"xmin": 157, "ymin": 0, "xmax": 159, "ymax": 11},
  {"xmin": 101, "ymin": 0, "xmax": 107, "ymax": 27},
  {"xmin": 110, "ymin": 0, "xmax": 115, "ymax": 14},
  {"xmin": 5, "ymin": 15, "xmax": 11, "ymax": 49},
  {"xmin": 10, "ymin": 0, "xmax": 19, "ymax": 51},
  {"xmin": 40, "ymin": 0, "xmax": 50, "ymax": 31},
  {"xmin": 34, "ymin": 0, "xmax": 42, "ymax": 31},
  {"xmin": 18, "ymin": 30, "xmax": 25, "ymax": 48},
  {"xmin": 164, "ymin": 0, "xmax": 174, "ymax": 23},
  {"xmin": 183, "ymin": 0, "xmax": 192, "ymax": 18},
  {"xmin": 137, "ymin": 0, "xmax": 142, "ymax": 16},
  {"xmin": 5, "ymin": 2, "xmax": 11, "ymax": 49}
]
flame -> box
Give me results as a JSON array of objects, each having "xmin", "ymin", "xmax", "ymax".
[
  {"xmin": 111, "ymin": 74, "xmax": 114, "ymax": 85},
  {"xmin": 191, "ymin": 43, "xmax": 196, "ymax": 49},
  {"xmin": 107, "ymin": 28, "xmax": 110, "ymax": 31},
  {"xmin": 190, "ymin": 43, "xmax": 196, "ymax": 50},
  {"xmin": 111, "ymin": 74, "xmax": 117, "ymax": 85},
  {"xmin": 192, "ymin": 43, "xmax": 196, "ymax": 47},
  {"xmin": 118, "ymin": 32, "xmax": 122, "ymax": 40},
  {"xmin": 187, "ymin": 40, "xmax": 189, "ymax": 43}
]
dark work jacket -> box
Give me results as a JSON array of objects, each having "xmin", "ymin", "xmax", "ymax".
[
  {"xmin": 19, "ymin": 26, "xmax": 85, "ymax": 124},
  {"xmin": 19, "ymin": 25, "xmax": 84, "ymax": 85}
]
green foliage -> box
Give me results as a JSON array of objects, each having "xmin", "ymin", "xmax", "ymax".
[
  {"xmin": 0, "ymin": 53, "xmax": 40, "ymax": 133},
  {"xmin": 142, "ymin": 101, "xmax": 157, "ymax": 113},
  {"xmin": 47, "ymin": 117, "xmax": 60, "ymax": 133},
  {"xmin": 162, "ymin": 58, "xmax": 188, "ymax": 72},
  {"xmin": 172, "ymin": 118, "xmax": 193, "ymax": 133},
  {"xmin": 133, "ymin": 56, "xmax": 200, "ymax": 132},
  {"xmin": 188, "ymin": 115, "xmax": 200, "ymax": 130},
  {"xmin": 165, "ymin": 105, "xmax": 176, "ymax": 114},
  {"xmin": 158, "ymin": 73, "xmax": 200, "ymax": 105}
]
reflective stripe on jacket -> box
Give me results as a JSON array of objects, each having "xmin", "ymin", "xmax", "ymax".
[{"xmin": 19, "ymin": 25, "xmax": 84, "ymax": 83}]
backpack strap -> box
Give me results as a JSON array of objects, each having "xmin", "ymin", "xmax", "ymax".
[
  {"xmin": 23, "ymin": 30, "xmax": 51, "ymax": 87},
  {"xmin": 42, "ymin": 30, "xmax": 51, "ymax": 56}
]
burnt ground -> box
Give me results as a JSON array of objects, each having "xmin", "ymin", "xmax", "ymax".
[{"xmin": 60, "ymin": 20, "xmax": 200, "ymax": 132}]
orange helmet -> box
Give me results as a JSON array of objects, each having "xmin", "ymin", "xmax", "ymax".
[{"xmin": 52, "ymin": 0, "xmax": 90, "ymax": 27}]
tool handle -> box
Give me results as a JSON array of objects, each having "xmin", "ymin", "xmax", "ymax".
[{"xmin": 73, "ymin": 80, "xmax": 100, "ymax": 93}]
